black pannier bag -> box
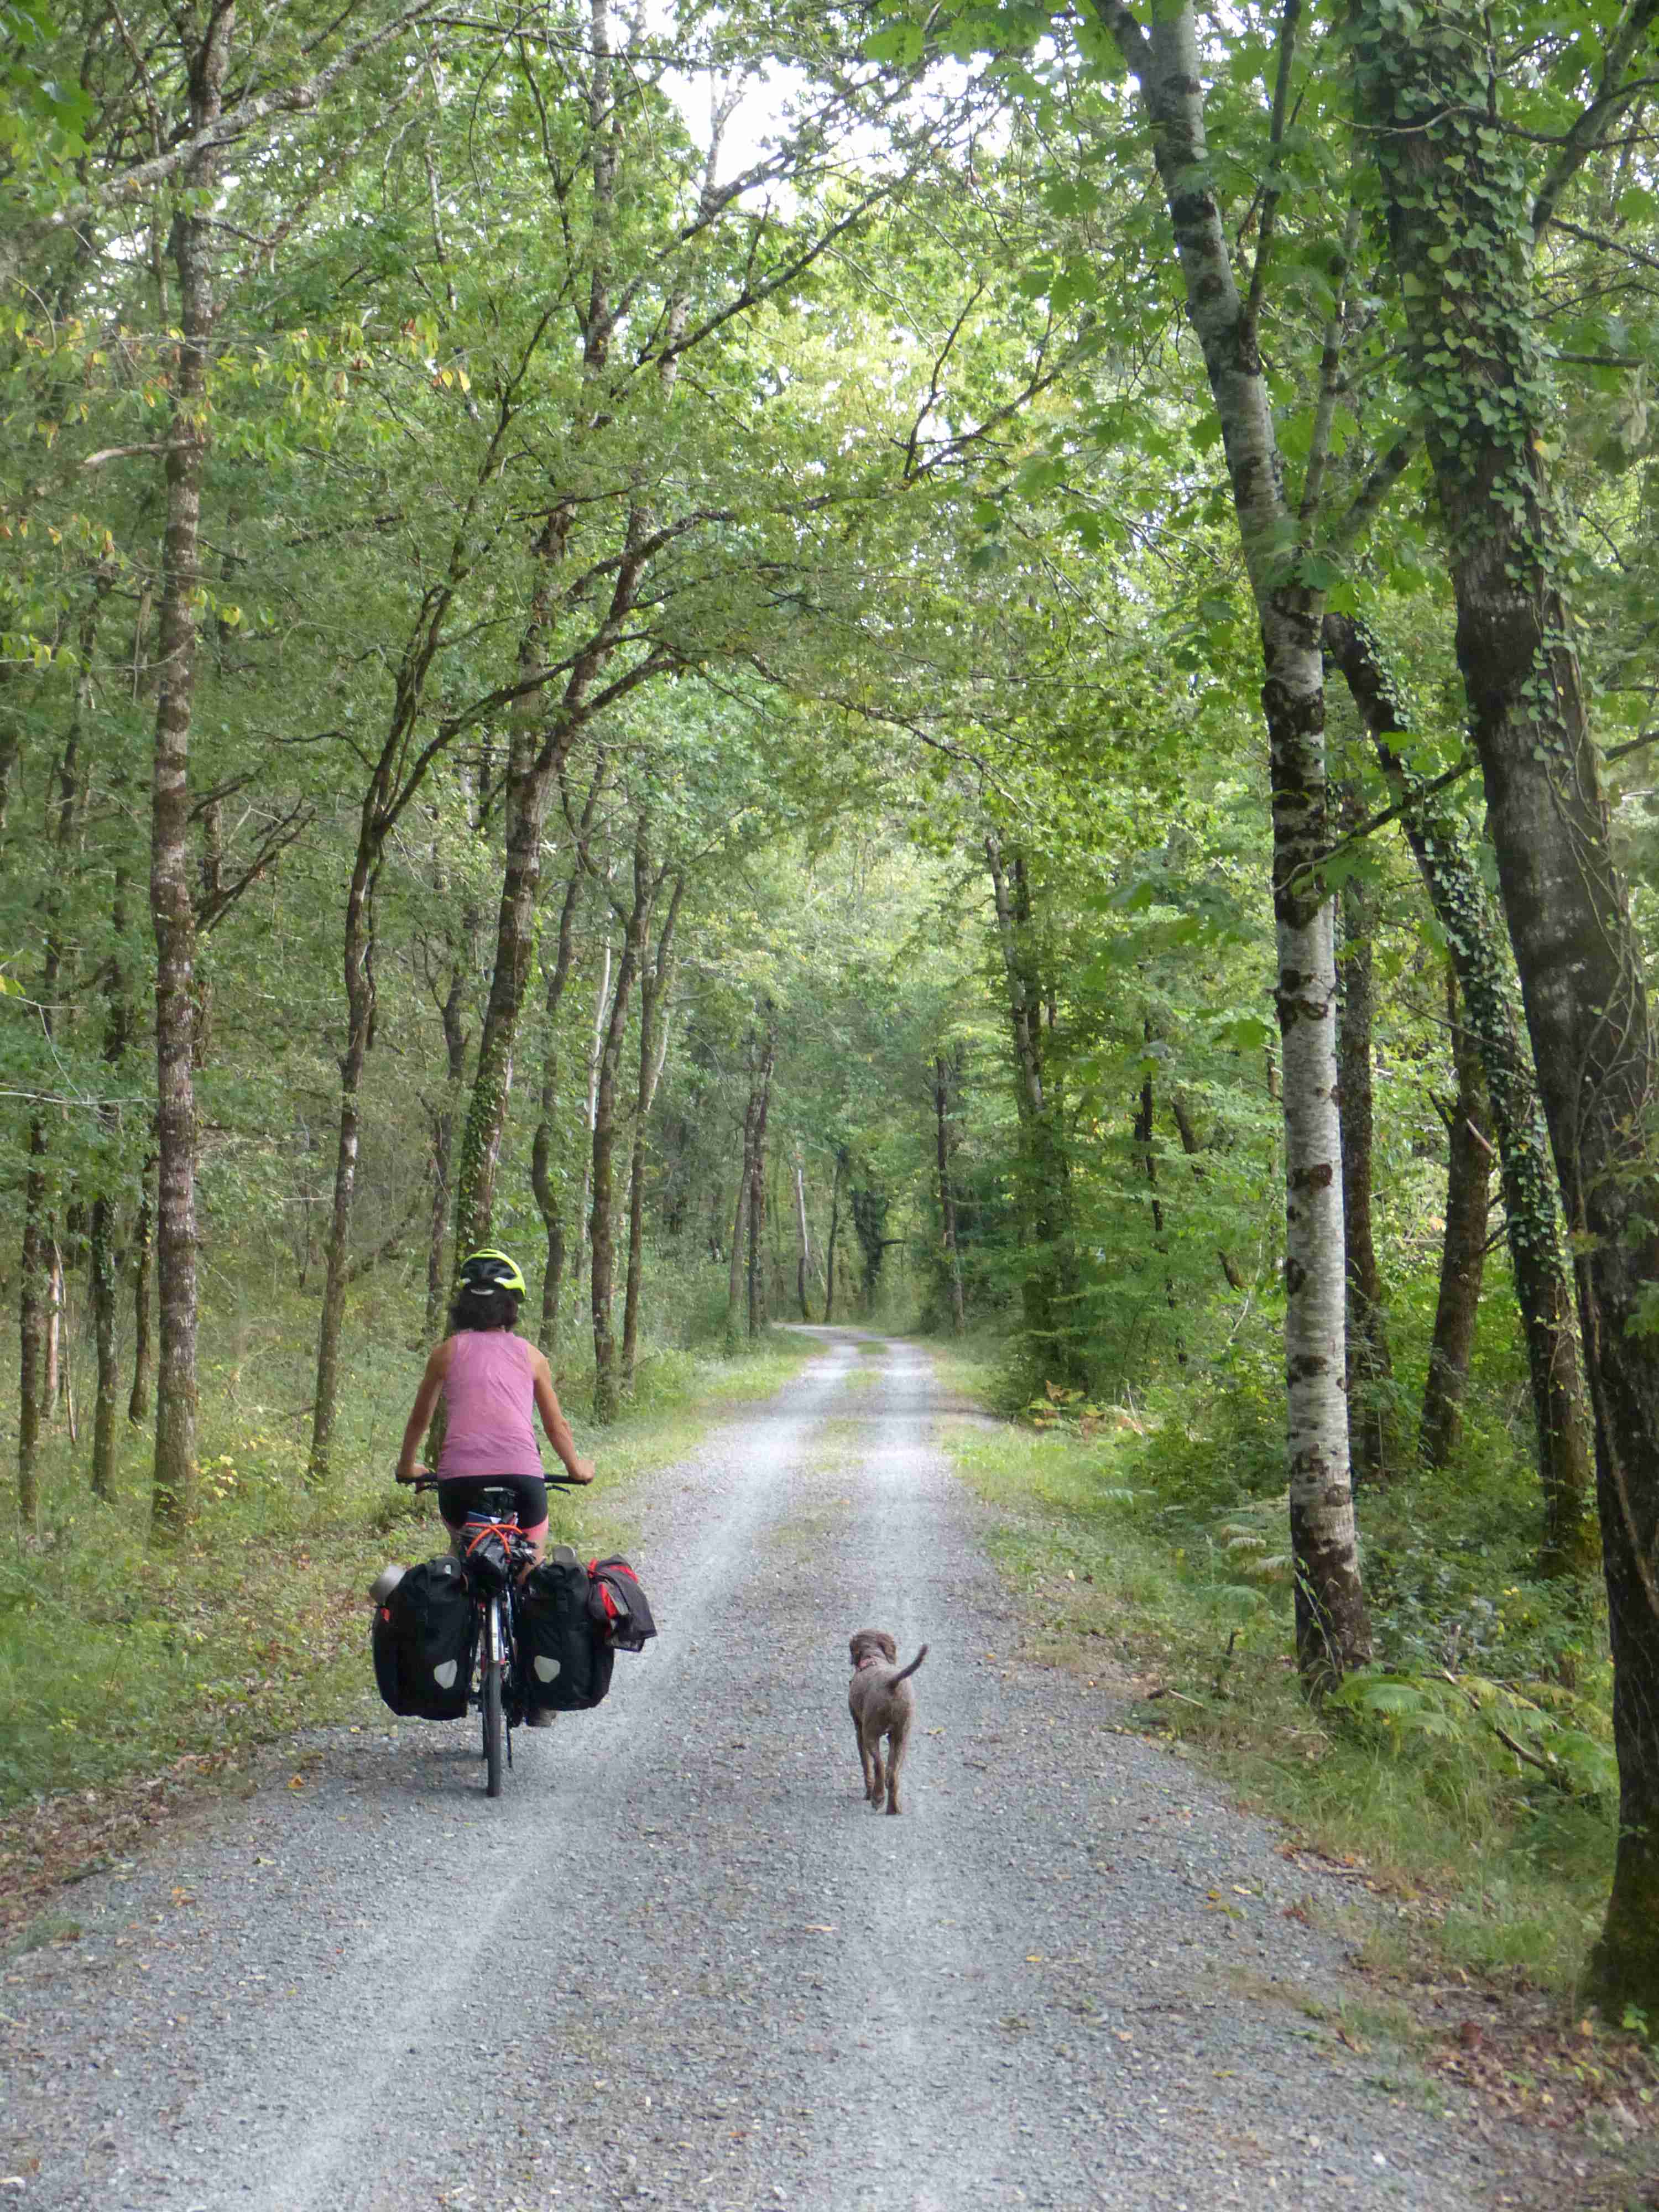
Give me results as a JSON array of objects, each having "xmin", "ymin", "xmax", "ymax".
[
  {"xmin": 517, "ymin": 1547, "xmax": 615, "ymax": 1713},
  {"xmin": 587, "ymin": 1557, "xmax": 658, "ymax": 1652},
  {"xmin": 372, "ymin": 1557, "xmax": 473, "ymax": 1720}
]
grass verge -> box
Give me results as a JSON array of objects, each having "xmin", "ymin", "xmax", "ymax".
[
  {"xmin": 927, "ymin": 1339, "xmax": 1615, "ymax": 2001},
  {"xmin": 928, "ymin": 1336, "xmax": 1659, "ymax": 2191}
]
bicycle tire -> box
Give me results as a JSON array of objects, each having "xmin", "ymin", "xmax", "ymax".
[{"xmin": 483, "ymin": 1643, "xmax": 504, "ymax": 1797}]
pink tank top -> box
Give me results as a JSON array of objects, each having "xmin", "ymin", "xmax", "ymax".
[{"xmin": 435, "ymin": 1331, "xmax": 543, "ymax": 1480}]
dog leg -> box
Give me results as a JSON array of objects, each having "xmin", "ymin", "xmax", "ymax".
[
  {"xmin": 860, "ymin": 1720, "xmax": 887, "ymax": 1806},
  {"xmin": 884, "ymin": 1713, "xmax": 910, "ymax": 1815},
  {"xmin": 854, "ymin": 1715, "xmax": 880, "ymax": 1803}
]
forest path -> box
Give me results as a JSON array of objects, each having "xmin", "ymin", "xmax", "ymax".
[{"xmin": 2, "ymin": 1331, "xmax": 1562, "ymax": 2210}]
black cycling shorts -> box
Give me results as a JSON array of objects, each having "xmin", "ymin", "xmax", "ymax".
[{"xmin": 436, "ymin": 1473, "xmax": 549, "ymax": 1536}]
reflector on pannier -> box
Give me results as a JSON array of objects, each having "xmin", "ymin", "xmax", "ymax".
[{"xmin": 516, "ymin": 1546, "xmax": 614, "ymax": 1712}]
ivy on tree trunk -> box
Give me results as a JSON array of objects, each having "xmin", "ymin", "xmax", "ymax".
[
  {"xmin": 1324, "ymin": 612, "xmax": 1594, "ymax": 1571},
  {"xmin": 1353, "ymin": 0, "xmax": 1659, "ymax": 2004}
]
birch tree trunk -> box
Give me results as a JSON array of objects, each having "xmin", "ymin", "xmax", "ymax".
[
  {"xmin": 794, "ymin": 1151, "xmax": 813, "ymax": 1325},
  {"xmin": 149, "ymin": 2, "xmax": 236, "ymax": 1537},
  {"xmin": 1094, "ymin": 0, "xmax": 1369, "ymax": 1687},
  {"xmin": 1352, "ymin": 0, "xmax": 1659, "ymax": 1999}
]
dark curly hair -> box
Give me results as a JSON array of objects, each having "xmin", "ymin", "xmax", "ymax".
[{"xmin": 448, "ymin": 1283, "xmax": 521, "ymax": 1334}]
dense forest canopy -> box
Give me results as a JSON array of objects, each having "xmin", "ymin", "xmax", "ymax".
[{"xmin": 12, "ymin": 0, "xmax": 1659, "ymax": 2001}]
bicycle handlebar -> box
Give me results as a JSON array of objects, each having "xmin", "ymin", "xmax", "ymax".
[{"xmin": 397, "ymin": 1472, "xmax": 584, "ymax": 1492}]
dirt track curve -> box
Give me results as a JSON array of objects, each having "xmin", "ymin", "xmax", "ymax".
[{"xmin": 0, "ymin": 1331, "xmax": 1590, "ymax": 2209}]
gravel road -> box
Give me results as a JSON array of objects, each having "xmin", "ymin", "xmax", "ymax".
[{"xmin": 0, "ymin": 1331, "xmax": 1580, "ymax": 2209}]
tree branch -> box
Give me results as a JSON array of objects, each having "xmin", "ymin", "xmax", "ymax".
[
  {"xmin": 61, "ymin": 0, "xmax": 444, "ymax": 211},
  {"xmin": 1533, "ymin": 0, "xmax": 1659, "ymax": 238}
]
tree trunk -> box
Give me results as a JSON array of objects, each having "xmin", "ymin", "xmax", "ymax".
[
  {"xmin": 425, "ymin": 953, "xmax": 470, "ymax": 1343},
  {"xmin": 452, "ymin": 540, "xmax": 664, "ymax": 1260},
  {"xmin": 825, "ymin": 1149, "xmax": 846, "ymax": 1326},
  {"xmin": 92, "ymin": 856, "xmax": 134, "ymax": 1502},
  {"xmin": 590, "ymin": 895, "xmax": 645, "ymax": 1423},
  {"xmin": 1134, "ymin": 1028, "xmax": 1181, "ymax": 1339},
  {"xmin": 1353, "ymin": 2, "xmax": 1659, "ymax": 2000},
  {"xmin": 1170, "ymin": 1095, "xmax": 1246, "ymax": 1290},
  {"xmin": 149, "ymin": 4, "xmax": 236, "ymax": 1537},
  {"xmin": 44, "ymin": 1248, "xmax": 62, "ymax": 1414},
  {"xmin": 724, "ymin": 1170, "xmax": 749, "ymax": 1353},
  {"xmin": 1337, "ymin": 799, "xmax": 1395, "ymax": 1484},
  {"xmin": 1324, "ymin": 612, "xmax": 1594, "ymax": 1571},
  {"xmin": 1095, "ymin": 0, "xmax": 1370, "ymax": 1689},
  {"xmin": 575, "ymin": 913, "xmax": 617, "ymax": 1318},
  {"xmin": 1419, "ymin": 971, "xmax": 1494, "ymax": 1470},
  {"xmin": 745, "ymin": 1022, "xmax": 776, "ymax": 1340},
  {"xmin": 128, "ymin": 1172, "xmax": 153, "ymax": 1425},
  {"xmin": 985, "ymin": 837, "xmax": 1086, "ymax": 1385},
  {"xmin": 622, "ymin": 875, "xmax": 684, "ymax": 1385},
  {"xmin": 19, "ymin": 656, "xmax": 95, "ymax": 1512},
  {"xmin": 530, "ymin": 863, "xmax": 585, "ymax": 1358},
  {"xmin": 18, "ymin": 1122, "xmax": 48, "ymax": 1523},
  {"xmin": 55, "ymin": 1248, "xmax": 75, "ymax": 1443},
  {"xmin": 934, "ymin": 1053, "xmax": 966, "ymax": 1336},
  {"xmin": 452, "ymin": 728, "xmax": 553, "ymax": 1259},
  {"xmin": 307, "ymin": 841, "xmax": 379, "ymax": 1488},
  {"xmin": 89, "ymin": 1197, "xmax": 119, "ymax": 1500},
  {"xmin": 794, "ymin": 1152, "xmax": 813, "ymax": 1325}
]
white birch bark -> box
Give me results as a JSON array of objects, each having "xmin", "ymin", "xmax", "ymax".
[{"xmin": 1093, "ymin": 0, "xmax": 1369, "ymax": 1680}]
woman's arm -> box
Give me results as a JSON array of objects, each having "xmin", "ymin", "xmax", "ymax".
[
  {"xmin": 531, "ymin": 1349, "xmax": 594, "ymax": 1483},
  {"xmin": 395, "ymin": 1341, "xmax": 452, "ymax": 1480}
]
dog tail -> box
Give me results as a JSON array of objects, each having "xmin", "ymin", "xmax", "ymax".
[{"xmin": 894, "ymin": 1642, "xmax": 928, "ymax": 1684}]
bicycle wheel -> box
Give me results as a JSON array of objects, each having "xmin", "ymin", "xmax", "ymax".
[{"xmin": 482, "ymin": 1599, "xmax": 505, "ymax": 1799}]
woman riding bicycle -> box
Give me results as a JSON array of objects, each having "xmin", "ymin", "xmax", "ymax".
[{"xmin": 395, "ymin": 1248, "xmax": 594, "ymax": 1572}]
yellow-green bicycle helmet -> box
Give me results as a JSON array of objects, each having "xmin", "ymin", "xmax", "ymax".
[{"xmin": 457, "ymin": 1248, "xmax": 527, "ymax": 1297}]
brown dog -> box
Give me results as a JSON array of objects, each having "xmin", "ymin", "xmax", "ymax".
[{"xmin": 847, "ymin": 1629, "xmax": 928, "ymax": 1815}]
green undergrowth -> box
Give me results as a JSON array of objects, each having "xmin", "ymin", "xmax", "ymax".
[
  {"xmin": 0, "ymin": 1282, "xmax": 814, "ymax": 1812},
  {"xmin": 930, "ymin": 1339, "xmax": 1615, "ymax": 2001}
]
